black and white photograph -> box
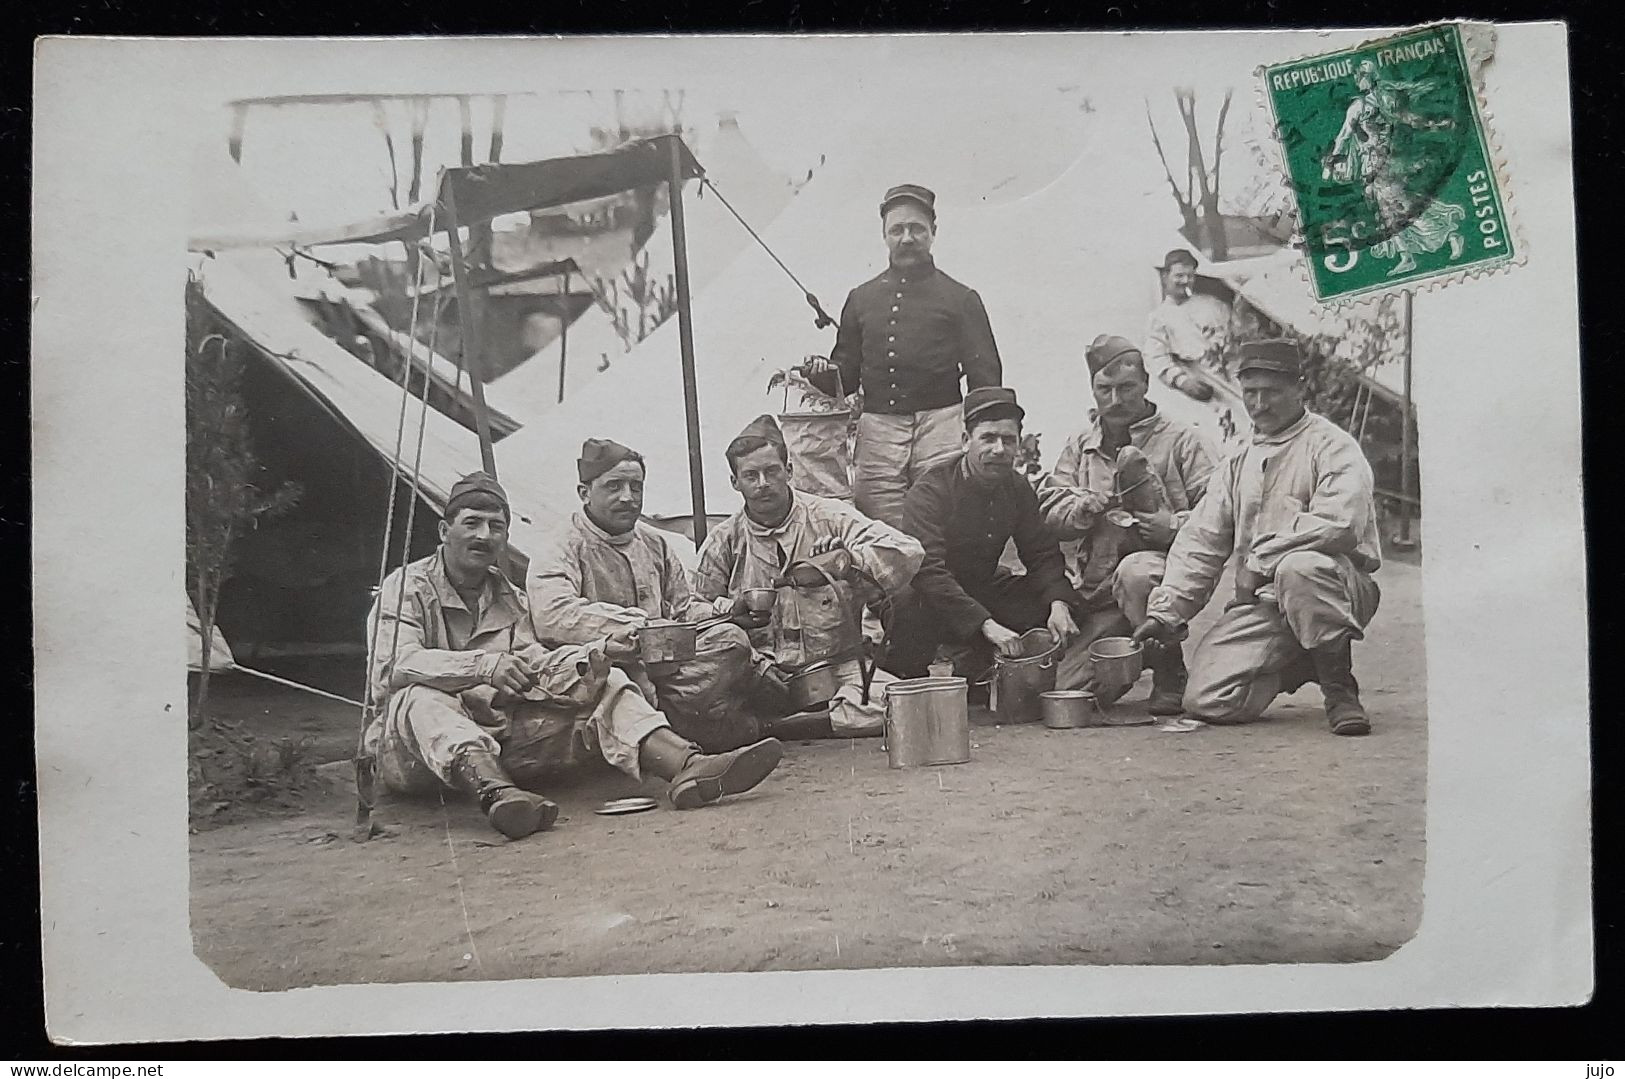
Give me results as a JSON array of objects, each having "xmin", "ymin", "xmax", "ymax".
[{"xmin": 31, "ymin": 25, "xmax": 1588, "ymax": 1040}]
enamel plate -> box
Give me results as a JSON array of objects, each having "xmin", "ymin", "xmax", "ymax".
[{"xmin": 594, "ymin": 797, "xmax": 660, "ymax": 816}]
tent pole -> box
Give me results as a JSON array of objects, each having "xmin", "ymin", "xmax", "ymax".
[
  {"xmin": 666, "ymin": 136, "xmax": 708, "ymax": 543},
  {"xmin": 1398, "ymin": 290, "xmax": 1415, "ymax": 546},
  {"xmin": 558, "ymin": 266, "xmax": 571, "ymax": 404},
  {"xmin": 443, "ymin": 180, "xmax": 499, "ymax": 478}
]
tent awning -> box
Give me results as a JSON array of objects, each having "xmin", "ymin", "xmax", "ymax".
[{"xmin": 189, "ymin": 135, "xmax": 703, "ymax": 252}]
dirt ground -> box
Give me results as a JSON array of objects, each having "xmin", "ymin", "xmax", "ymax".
[{"xmin": 190, "ymin": 560, "xmax": 1426, "ymax": 988}]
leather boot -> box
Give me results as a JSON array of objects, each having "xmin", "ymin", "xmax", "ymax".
[
  {"xmin": 1278, "ymin": 647, "xmax": 1317, "ymax": 695},
  {"xmin": 638, "ymin": 726, "xmax": 784, "ymax": 810},
  {"xmin": 1311, "ymin": 638, "xmax": 1370, "ymax": 736},
  {"xmin": 450, "ymin": 748, "xmax": 559, "ymax": 839},
  {"xmin": 1145, "ymin": 641, "xmax": 1188, "ymax": 716}
]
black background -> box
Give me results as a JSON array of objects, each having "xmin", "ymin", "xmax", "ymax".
[{"xmin": 5, "ymin": 0, "xmax": 1617, "ymax": 1059}]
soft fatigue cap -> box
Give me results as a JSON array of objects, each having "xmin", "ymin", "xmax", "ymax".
[
  {"xmin": 1159, "ymin": 247, "xmax": 1200, "ymax": 272},
  {"xmin": 736, "ymin": 414, "xmax": 786, "ymax": 446},
  {"xmin": 880, "ymin": 183, "xmax": 937, "ymax": 220},
  {"xmin": 445, "ymin": 471, "xmax": 510, "ymax": 520},
  {"xmin": 963, "ymin": 385, "xmax": 1025, "ymax": 426},
  {"xmin": 578, "ymin": 438, "xmax": 644, "ymax": 484},
  {"xmin": 1236, "ymin": 338, "xmax": 1304, "ymax": 377},
  {"xmin": 1086, "ymin": 334, "xmax": 1143, "ymax": 376}
]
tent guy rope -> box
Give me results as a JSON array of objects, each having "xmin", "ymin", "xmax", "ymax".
[
  {"xmin": 354, "ymin": 206, "xmax": 440, "ymax": 834},
  {"xmin": 701, "ymin": 175, "xmax": 838, "ymax": 330}
]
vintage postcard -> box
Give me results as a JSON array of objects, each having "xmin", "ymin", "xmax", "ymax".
[{"xmin": 31, "ymin": 26, "xmax": 1587, "ymax": 1042}]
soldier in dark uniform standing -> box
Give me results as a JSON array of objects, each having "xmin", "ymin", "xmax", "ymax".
[{"xmin": 806, "ymin": 183, "xmax": 1003, "ymax": 529}]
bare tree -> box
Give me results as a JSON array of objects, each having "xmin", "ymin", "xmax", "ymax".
[{"xmin": 1147, "ymin": 88, "xmax": 1234, "ymax": 261}]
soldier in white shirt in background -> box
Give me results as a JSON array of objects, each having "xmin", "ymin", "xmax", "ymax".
[{"xmin": 1144, "ymin": 247, "xmax": 1231, "ymax": 403}]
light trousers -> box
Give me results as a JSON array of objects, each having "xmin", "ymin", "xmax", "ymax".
[
  {"xmin": 376, "ymin": 667, "xmax": 669, "ymax": 794},
  {"xmin": 1183, "ymin": 551, "xmax": 1381, "ymax": 724},
  {"xmin": 853, "ymin": 403, "xmax": 964, "ymax": 530}
]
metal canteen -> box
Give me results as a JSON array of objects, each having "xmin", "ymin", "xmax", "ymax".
[
  {"xmin": 885, "ymin": 676, "xmax": 971, "ymax": 768},
  {"xmin": 990, "ymin": 628, "xmax": 1060, "ymax": 724}
]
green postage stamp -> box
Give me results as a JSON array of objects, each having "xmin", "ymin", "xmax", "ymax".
[{"xmin": 1260, "ymin": 23, "xmax": 1516, "ymax": 302}]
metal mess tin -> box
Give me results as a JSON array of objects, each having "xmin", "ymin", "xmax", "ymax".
[{"xmin": 1040, "ymin": 689, "xmax": 1102, "ymax": 728}]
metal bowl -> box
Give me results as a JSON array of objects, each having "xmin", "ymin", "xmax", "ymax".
[
  {"xmin": 1104, "ymin": 508, "xmax": 1139, "ymax": 529},
  {"xmin": 742, "ymin": 588, "xmax": 777, "ymax": 613},
  {"xmin": 1041, "ymin": 689, "xmax": 1099, "ymax": 728},
  {"xmin": 785, "ymin": 659, "xmax": 843, "ymax": 709},
  {"xmin": 1087, "ymin": 635, "xmax": 1144, "ymax": 686}
]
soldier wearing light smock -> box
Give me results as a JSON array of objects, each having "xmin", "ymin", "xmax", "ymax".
[
  {"xmin": 693, "ymin": 415, "xmax": 924, "ymax": 701},
  {"xmin": 1039, "ymin": 334, "xmax": 1217, "ymax": 712},
  {"xmin": 1145, "ymin": 247, "xmax": 1229, "ymax": 403},
  {"xmin": 527, "ymin": 439, "xmax": 777, "ymax": 752},
  {"xmin": 364, "ymin": 472, "xmax": 783, "ymax": 841},
  {"xmin": 1132, "ymin": 340, "xmax": 1382, "ymax": 735}
]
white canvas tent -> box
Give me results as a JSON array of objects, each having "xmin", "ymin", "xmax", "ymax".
[
  {"xmin": 189, "ymin": 254, "xmax": 595, "ymax": 582},
  {"xmin": 489, "ymin": 113, "xmax": 1234, "ymax": 526},
  {"xmin": 187, "ymin": 596, "xmax": 237, "ymax": 673},
  {"xmin": 196, "ymin": 113, "xmax": 803, "ymax": 432},
  {"xmin": 488, "ymin": 113, "xmax": 802, "ymax": 419},
  {"xmin": 1205, "ymin": 248, "xmax": 1413, "ymax": 401}
]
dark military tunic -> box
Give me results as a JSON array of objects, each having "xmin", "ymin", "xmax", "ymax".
[{"xmin": 817, "ymin": 259, "xmax": 1001, "ymax": 415}]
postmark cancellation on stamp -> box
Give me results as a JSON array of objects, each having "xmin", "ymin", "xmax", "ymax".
[{"xmin": 1260, "ymin": 23, "xmax": 1516, "ymax": 302}]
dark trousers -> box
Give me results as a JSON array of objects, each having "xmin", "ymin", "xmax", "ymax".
[{"xmin": 884, "ymin": 573, "xmax": 1053, "ymax": 679}]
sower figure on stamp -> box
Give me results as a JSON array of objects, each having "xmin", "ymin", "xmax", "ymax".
[
  {"xmin": 1131, "ymin": 340, "xmax": 1382, "ymax": 735},
  {"xmin": 1145, "ymin": 248, "xmax": 1230, "ymax": 403},
  {"xmin": 803, "ymin": 184, "xmax": 1002, "ymax": 529},
  {"xmin": 1324, "ymin": 60, "xmax": 1466, "ymax": 278},
  {"xmin": 886, "ymin": 387, "xmax": 1085, "ymax": 687},
  {"xmin": 364, "ymin": 473, "xmax": 783, "ymax": 841},
  {"xmin": 693, "ymin": 415, "xmax": 924, "ymax": 724},
  {"xmin": 1038, "ymin": 335, "xmax": 1217, "ymax": 711},
  {"xmin": 526, "ymin": 440, "xmax": 782, "ymax": 753}
]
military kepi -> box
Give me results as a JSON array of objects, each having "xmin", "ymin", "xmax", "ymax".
[
  {"xmin": 1159, "ymin": 247, "xmax": 1200, "ymax": 271},
  {"xmin": 578, "ymin": 438, "xmax": 644, "ymax": 484},
  {"xmin": 1236, "ymin": 338, "xmax": 1304, "ymax": 377},
  {"xmin": 445, "ymin": 471, "xmax": 510, "ymax": 519},
  {"xmin": 963, "ymin": 385, "xmax": 1025, "ymax": 425},
  {"xmin": 880, "ymin": 183, "xmax": 936, "ymax": 219},
  {"xmin": 1086, "ymin": 334, "xmax": 1142, "ymax": 376}
]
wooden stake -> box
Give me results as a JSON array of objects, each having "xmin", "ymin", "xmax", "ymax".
[
  {"xmin": 443, "ymin": 180, "xmax": 499, "ymax": 478},
  {"xmin": 666, "ymin": 137, "xmax": 708, "ymax": 543}
]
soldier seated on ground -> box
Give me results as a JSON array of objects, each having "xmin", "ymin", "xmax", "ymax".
[
  {"xmin": 527, "ymin": 439, "xmax": 780, "ymax": 753},
  {"xmin": 1132, "ymin": 339, "xmax": 1382, "ymax": 736},
  {"xmin": 693, "ymin": 415, "xmax": 924, "ymax": 727},
  {"xmin": 363, "ymin": 472, "xmax": 783, "ymax": 840}
]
